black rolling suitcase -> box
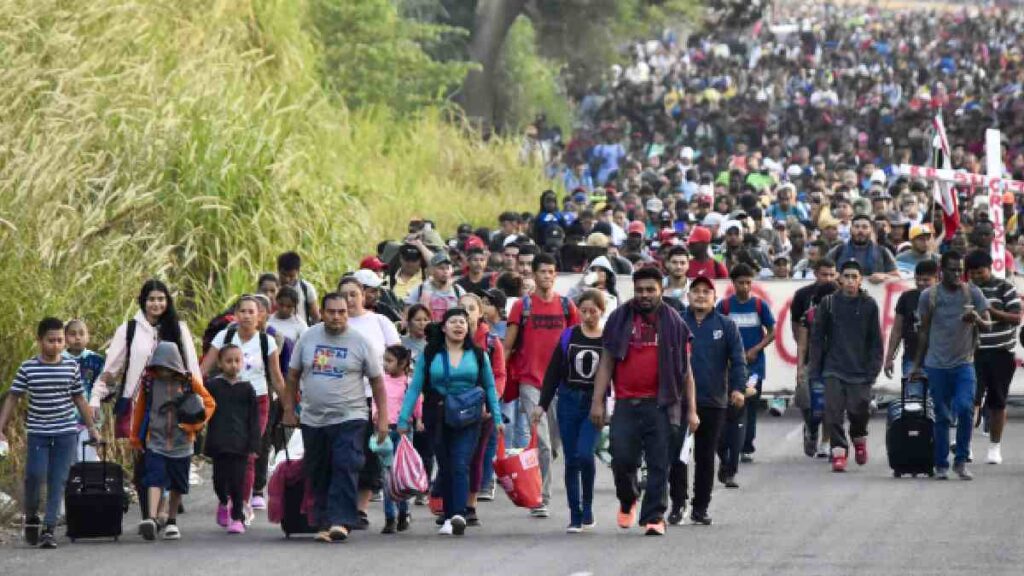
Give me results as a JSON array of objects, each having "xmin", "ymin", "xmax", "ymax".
[
  {"xmin": 65, "ymin": 440, "xmax": 129, "ymax": 541},
  {"xmin": 886, "ymin": 375, "xmax": 935, "ymax": 478}
]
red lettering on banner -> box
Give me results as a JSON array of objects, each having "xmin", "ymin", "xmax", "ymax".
[
  {"xmin": 775, "ymin": 298, "xmax": 797, "ymax": 365},
  {"xmin": 880, "ymin": 282, "xmax": 909, "ymax": 352}
]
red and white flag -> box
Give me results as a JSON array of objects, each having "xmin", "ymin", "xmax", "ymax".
[{"xmin": 932, "ymin": 113, "xmax": 959, "ymax": 240}]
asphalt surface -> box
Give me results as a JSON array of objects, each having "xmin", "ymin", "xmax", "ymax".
[{"xmin": 4, "ymin": 413, "xmax": 1024, "ymax": 576}]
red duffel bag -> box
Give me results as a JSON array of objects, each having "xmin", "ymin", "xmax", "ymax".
[{"xmin": 494, "ymin": 424, "xmax": 542, "ymax": 509}]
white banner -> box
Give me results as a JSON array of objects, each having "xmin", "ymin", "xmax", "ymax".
[{"xmin": 555, "ymin": 275, "xmax": 1024, "ymax": 396}]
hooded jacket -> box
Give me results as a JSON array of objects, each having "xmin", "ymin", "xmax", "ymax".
[
  {"xmin": 603, "ymin": 301, "xmax": 690, "ymax": 425},
  {"xmin": 807, "ymin": 290, "xmax": 883, "ymax": 385},
  {"xmin": 130, "ymin": 342, "xmax": 216, "ymax": 453}
]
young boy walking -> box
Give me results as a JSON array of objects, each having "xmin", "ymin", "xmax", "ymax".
[
  {"xmin": 0, "ymin": 317, "xmax": 100, "ymax": 549},
  {"xmin": 131, "ymin": 342, "xmax": 215, "ymax": 541}
]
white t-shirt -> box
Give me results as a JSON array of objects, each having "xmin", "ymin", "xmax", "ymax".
[
  {"xmin": 211, "ymin": 329, "xmax": 278, "ymax": 396},
  {"xmin": 346, "ymin": 312, "xmax": 401, "ymax": 397},
  {"xmin": 269, "ymin": 314, "xmax": 308, "ymax": 344},
  {"xmin": 287, "ymin": 279, "xmax": 318, "ymax": 325}
]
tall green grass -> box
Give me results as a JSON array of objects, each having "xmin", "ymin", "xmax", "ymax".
[{"xmin": 0, "ymin": 0, "xmax": 546, "ymax": 498}]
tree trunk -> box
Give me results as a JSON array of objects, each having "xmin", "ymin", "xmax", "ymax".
[{"xmin": 460, "ymin": 0, "xmax": 528, "ymax": 131}]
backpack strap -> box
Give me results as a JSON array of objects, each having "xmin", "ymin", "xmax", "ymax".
[
  {"xmin": 299, "ymin": 280, "xmax": 312, "ymax": 323},
  {"xmin": 559, "ymin": 326, "xmax": 574, "ymax": 359},
  {"xmin": 224, "ymin": 325, "xmax": 237, "ymax": 348},
  {"xmin": 520, "ymin": 295, "xmax": 533, "ymax": 323},
  {"xmin": 721, "ymin": 297, "xmax": 730, "ymax": 315},
  {"xmin": 260, "ymin": 332, "xmax": 270, "ymax": 381},
  {"xmin": 560, "ymin": 296, "xmax": 571, "ymax": 322},
  {"xmin": 754, "ymin": 296, "xmax": 763, "ymax": 315}
]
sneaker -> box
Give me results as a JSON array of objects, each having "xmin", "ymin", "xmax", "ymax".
[
  {"xmin": 450, "ymin": 515, "xmax": 467, "ymax": 536},
  {"xmin": 370, "ymin": 490, "xmax": 383, "ymax": 503},
  {"xmin": 329, "ymin": 525, "xmax": 349, "ymax": 541},
  {"xmin": 934, "ymin": 467, "xmax": 949, "ymax": 480},
  {"xmin": 950, "ymin": 443, "xmax": 975, "ymax": 462},
  {"xmin": 566, "ymin": 523, "xmax": 583, "ymax": 534},
  {"xmin": 724, "ymin": 476, "xmax": 739, "ymax": 489},
  {"xmin": 414, "ymin": 495, "xmax": 427, "ymax": 506},
  {"xmin": 831, "ymin": 448, "xmax": 847, "ymax": 473},
  {"xmin": 435, "ymin": 515, "xmax": 445, "ymax": 526},
  {"xmin": 352, "ymin": 511, "xmax": 369, "ymax": 530},
  {"xmin": 162, "ymin": 522, "xmax": 180, "ymax": 540},
  {"xmin": 250, "ymin": 494, "xmax": 267, "ymax": 510},
  {"xmin": 243, "ymin": 504, "xmax": 254, "ymax": 527},
  {"xmin": 689, "ymin": 510, "xmax": 712, "ymax": 526},
  {"xmin": 616, "ymin": 503, "xmax": 637, "ymax": 529},
  {"xmin": 315, "ymin": 530, "xmax": 333, "ymax": 543},
  {"xmin": 717, "ymin": 468, "xmax": 728, "ymax": 486},
  {"xmin": 39, "ymin": 529, "xmax": 57, "ymax": 549},
  {"xmin": 987, "ymin": 443, "xmax": 1003, "ymax": 465},
  {"xmin": 216, "ymin": 504, "xmax": 230, "ymax": 527},
  {"xmin": 667, "ymin": 506, "xmax": 684, "ymax": 526},
  {"xmin": 740, "ymin": 452, "xmax": 754, "ymax": 464},
  {"xmin": 644, "ymin": 520, "xmax": 666, "ymax": 536},
  {"xmin": 188, "ymin": 469, "xmax": 203, "ymax": 486},
  {"xmin": 438, "ymin": 520, "xmax": 453, "ymax": 536},
  {"xmin": 803, "ymin": 426, "xmax": 818, "ymax": 457},
  {"xmin": 139, "ymin": 519, "xmax": 157, "ymax": 541},
  {"xmin": 582, "ymin": 508, "xmax": 596, "ymax": 530},
  {"xmin": 381, "ymin": 519, "xmax": 397, "ymax": 535},
  {"xmin": 227, "ymin": 520, "xmax": 245, "ymax": 534},
  {"xmin": 397, "ymin": 513, "xmax": 411, "ymax": 532},
  {"xmin": 529, "ymin": 505, "xmax": 549, "ymax": 518},
  {"xmin": 853, "ymin": 438, "xmax": 868, "ymax": 466},
  {"xmin": 816, "ymin": 440, "xmax": 829, "ymax": 459},
  {"xmin": 24, "ymin": 514, "xmax": 41, "ymax": 546},
  {"xmin": 953, "ymin": 462, "xmax": 974, "ymax": 481},
  {"xmin": 465, "ymin": 506, "xmax": 481, "ymax": 527},
  {"xmin": 478, "ymin": 485, "xmax": 495, "ymax": 502},
  {"xmin": 768, "ymin": 397, "xmax": 786, "ymax": 416}
]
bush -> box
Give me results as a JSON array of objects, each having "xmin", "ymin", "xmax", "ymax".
[{"xmin": 0, "ymin": 0, "xmax": 545, "ymax": 484}]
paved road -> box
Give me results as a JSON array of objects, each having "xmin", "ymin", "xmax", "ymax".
[{"xmin": 4, "ymin": 414, "xmax": 1024, "ymax": 576}]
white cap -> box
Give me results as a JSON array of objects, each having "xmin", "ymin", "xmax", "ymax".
[
  {"xmin": 645, "ymin": 197, "xmax": 664, "ymax": 213},
  {"xmin": 870, "ymin": 169, "xmax": 886, "ymax": 185},
  {"xmin": 786, "ymin": 164, "xmax": 803, "ymax": 178},
  {"xmin": 680, "ymin": 146, "xmax": 695, "ymax": 161},
  {"xmin": 701, "ymin": 212, "xmax": 725, "ymax": 229},
  {"xmin": 353, "ymin": 269, "xmax": 383, "ymax": 288},
  {"xmin": 502, "ymin": 234, "xmax": 519, "ymax": 247}
]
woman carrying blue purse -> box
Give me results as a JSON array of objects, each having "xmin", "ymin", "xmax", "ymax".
[{"xmin": 397, "ymin": 308, "xmax": 503, "ymax": 536}]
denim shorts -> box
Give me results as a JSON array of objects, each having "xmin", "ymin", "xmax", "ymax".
[{"xmin": 142, "ymin": 451, "xmax": 191, "ymax": 494}]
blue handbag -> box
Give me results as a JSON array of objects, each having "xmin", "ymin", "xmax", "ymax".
[{"xmin": 441, "ymin": 349, "xmax": 484, "ymax": 429}]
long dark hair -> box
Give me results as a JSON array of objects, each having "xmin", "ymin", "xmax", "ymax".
[
  {"xmin": 423, "ymin": 307, "xmax": 476, "ymax": 360},
  {"xmin": 138, "ymin": 279, "xmax": 184, "ymax": 348}
]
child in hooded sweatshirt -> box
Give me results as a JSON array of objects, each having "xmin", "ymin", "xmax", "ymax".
[
  {"xmin": 374, "ymin": 345, "xmax": 421, "ymax": 534},
  {"xmin": 131, "ymin": 342, "xmax": 215, "ymax": 541},
  {"xmin": 203, "ymin": 344, "xmax": 260, "ymax": 534}
]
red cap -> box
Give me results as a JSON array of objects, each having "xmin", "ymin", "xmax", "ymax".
[
  {"xmin": 687, "ymin": 226, "xmax": 713, "ymax": 244},
  {"xmin": 658, "ymin": 228, "xmax": 677, "ymax": 241},
  {"xmin": 359, "ymin": 255, "xmax": 387, "ymax": 272},
  {"xmin": 627, "ymin": 221, "xmax": 646, "ymax": 235},
  {"xmin": 463, "ymin": 235, "xmax": 486, "ymax": 251}
]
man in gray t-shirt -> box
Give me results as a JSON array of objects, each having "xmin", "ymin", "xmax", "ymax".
[
  {"xmin": 283, "ymin": 294, "xmax": 387, "ymax": 541},
  {"xmin": 913, "ymin": 251, "xmax": 991, "ymax": 480}
]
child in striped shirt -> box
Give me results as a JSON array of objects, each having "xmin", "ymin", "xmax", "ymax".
[{"xmin": 0, "ymin": 317, "xmax": 100, "ymax": 549}]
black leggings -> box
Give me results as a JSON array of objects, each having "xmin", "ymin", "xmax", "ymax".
[{"xmin": 213, "ymin": 454, "xmax": 248, "ymax": 521}]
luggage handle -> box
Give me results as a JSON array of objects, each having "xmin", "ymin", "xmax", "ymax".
[
  {"xmin": 79, "ymin": 439, "xmax": 112, "ymax": 487},
  {"xmin": 901, "ymin": 373, "xmax": 929, "ymax": 407}
]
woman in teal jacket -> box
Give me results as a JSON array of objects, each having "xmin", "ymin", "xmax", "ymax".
[{"xmin": 398, "ymin": 308, "xmax": 503, "ymax": 536}]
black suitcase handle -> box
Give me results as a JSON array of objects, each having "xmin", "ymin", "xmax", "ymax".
[{"xmin": 79, "ymin": 439, "xmax": 113, "ymax": 488}]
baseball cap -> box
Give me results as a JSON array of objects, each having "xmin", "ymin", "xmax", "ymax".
[
  {"xmin": 645, "ymin": 197, "xmax": 664, "ymax": 213},
  {"xmin": 722, "ymin": 220, "xmax": 743, "ymax": 234},
  {"xmin": 483, "ymin": 288, "xmax": 507, "ymax": 312},
  {"xmin": 689, "ymin": 274, "xmax": 715, "ymax": 291},
  {"xmin": 909, "ymin": 224, "xmax": 933, "ymax": 240},
  {"xmin": 680, "ymin": 146, "xmax": 695, "ymax": 161},
  {"xmin": 352, "ymin": 269, "xmax": 383, "ymax": 289},
  {"xmin": 400, "ymin": 244, "xmax": 422, "ymax": 260},
  {"xmin": 430, "ymin": 251, "xmax": 452, "ymax": 267},
  {"xmin": 687, "ymin": 226, "xmax": 713, "ymax": 244},
  {"xmin": 628, "ymin": 221, "xmax": 646, "ymax": 235},
  {"xmin": 464, "ymin": 235, "xmax": 486, "ymax": 251},
  {"xmin": 658, "ymin": 229, "xmax": 678, "ymax": 244},
  {"xmin": 786, "ymin": 164, "xmax": 803, "ymax": 178},
  {"xmin": 359, "ymin": 255, "xmax": 386, "ymax": 272}
]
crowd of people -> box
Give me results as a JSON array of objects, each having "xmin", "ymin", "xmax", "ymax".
[{"xmin": 1, "ymin": 1, "xmax": 1022, "ymax": 550}]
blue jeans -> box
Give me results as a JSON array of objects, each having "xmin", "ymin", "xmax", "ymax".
[
  {"xmin": 382, "ymin": 429, "xmax": 410, "ymax": 520},
  {"xmin": 302, "ymin": 420, "xmax": 366, "ymax": 529},
  {"xmin": 24, "ymin": 432, "xmax": 78, "ymax": 528},
  {"xmin": 556, "ymin": 387, "xmax": 598, "ymax": 525},
  {"xmin": 501, "ymin": 400, "xmax": 530, "ymax": 449},
  {"xmin": 481, "ymin": 425, "xmax": 497, "ymax": 490},
  {"xmin": 926, "ymin": 364, "xmax": 976, "ymax": 469},
  {"xmin": 433, "ymin": 422, "xmax": 480, "ymax": 520}
]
